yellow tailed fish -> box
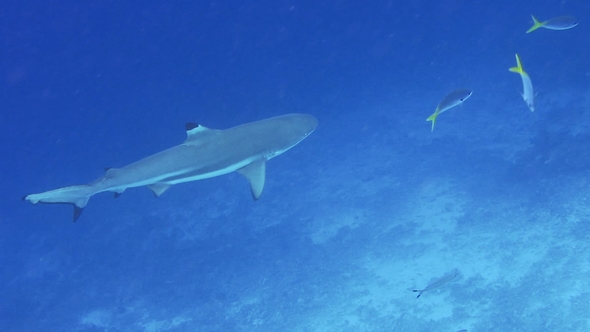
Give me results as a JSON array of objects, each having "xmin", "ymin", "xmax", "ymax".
[
  {"xmin": 509, "ymin": 54, "xmax": 534, "ymax": 112},
  {"xmin": 526, "ymin": 15, "xmax": 578, "ymax": 33},
  {"xmin": 426, "ymin": 89, "xmax": 472, "ymax": 131}
]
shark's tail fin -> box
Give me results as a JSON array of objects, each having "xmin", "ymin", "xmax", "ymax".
[
  {"xmin": 412, "ymin": 289, "xmax": 424, "ymax": 298},
  {"xmin": 23, "ymin": 185, "xmax": 95, "ymax": 222}
]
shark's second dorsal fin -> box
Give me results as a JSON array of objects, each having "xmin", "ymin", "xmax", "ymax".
[
  {"xmin": 237, "ymin": 159, "xmax": 267, "ymax": 200},
  {"xmin": 185, "ymin": 123, "xmax": 218, "ymax": 142},
  {"xmin": 104, "ymin": 167, "xmax": 120, "ymax": 178}
]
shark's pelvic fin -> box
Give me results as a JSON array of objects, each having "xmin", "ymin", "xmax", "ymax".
[
  {"xmin": 238, "ymin": 159, "xmax": 267, "ymax": 200},
  {"xmin": 73, "ymin": 205, "xmax": 84, "ymax": 222},
  {"xmin": 72, "ymin": 196, "xmax": 89, "ymax": 222},
  {"xmin": 147, "ymin": 183, "xmax": 172, "ymax": 197}
]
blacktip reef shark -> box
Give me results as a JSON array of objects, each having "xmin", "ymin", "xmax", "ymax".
[
  {"xmin": 426, "ymin": 88, "xmax": 472, "ymax": 131},
  {"xmin": 509, "ymin": 54, "xmax": 535, "ymax": 112},
  {"xmin": 526, "ymin": 15, "xmax": 578, "ymax": 33},
  {"xmin": 23, "ymin": 113, "xmax": 318, "ymax": 221}
]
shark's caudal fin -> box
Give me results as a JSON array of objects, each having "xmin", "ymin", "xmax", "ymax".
[
  {"xmin": 412, "ymin": 289, "xmax": 424, "ymax": 298},
  {"xmin": 23, "ymin": 185, "xmax": 94, "ymax": 222},
  {"xmin": 526, "ymin": 15, "xmax": 545, "ymax": 33}
]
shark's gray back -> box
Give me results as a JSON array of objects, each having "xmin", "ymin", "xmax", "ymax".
[{"xmin": 100, "ymin": 113, "xmax": 317, "ymax": 189}]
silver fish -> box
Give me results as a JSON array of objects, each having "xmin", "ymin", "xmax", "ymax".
[
  {"xmin": 426, "ymin": 89, "xmax": 472, "ymax": 131},
  {"xmin": 413, "ymin": 269, "xmax": 460, "ymax": 298},
  {"xmin": 527, "ymin": 15, "xmax": 578, "ymax": 33},
  {"xmin": 509, "ymin": 54, "xmax": 534, "ymax": 112}
]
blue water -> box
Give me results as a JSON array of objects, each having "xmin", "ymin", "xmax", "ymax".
[{"xmin": 2, "ymin": 0, "xmax": 590, "ymax": 331}]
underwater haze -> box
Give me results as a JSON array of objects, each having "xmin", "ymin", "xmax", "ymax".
[{"xmin": 2, "ymin": 0, "xmax": 590, "ymax": 331}]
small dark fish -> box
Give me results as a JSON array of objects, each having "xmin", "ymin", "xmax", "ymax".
[{"xmin": 412, "ymin": 269, "xmax": 460, "ymax": 298}]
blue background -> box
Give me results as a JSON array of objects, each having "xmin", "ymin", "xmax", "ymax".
[{"xmin": 2, "ymin": 0, "xmax": 590, "ymax": 331}]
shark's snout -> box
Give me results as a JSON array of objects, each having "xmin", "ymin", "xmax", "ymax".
[
  {"xmin": 290, "ymin": 113, "xmax": 318, "ymax": 137},
  {"xmin": 302, "ymin": 114, "xmax": 318, "ymax": 134}
]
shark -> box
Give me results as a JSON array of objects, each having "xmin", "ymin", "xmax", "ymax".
[{"xmin": 23, "ymin": 113, "xmax": 318, "ymax": 221}]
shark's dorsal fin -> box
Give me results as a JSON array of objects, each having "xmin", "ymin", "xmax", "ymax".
[
  {"xmin": 185, "ymin": 122, "xmax": 199, "ymax": 131},
  {"xmin": 185, "ymin": 123, "xmax": 218, "ymax": 142},
  {"xmin": 237, "ymin": 159, "xmax": 267, "ymax": 200}
]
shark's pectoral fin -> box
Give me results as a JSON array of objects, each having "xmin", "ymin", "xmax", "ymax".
[
  {"xmin": 148, "ymin": 183, "xmax": 172, "ymax": 197},
  {"xmin": 237, "ymin": 159, "xmax": 267, "ymax": 200}
]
